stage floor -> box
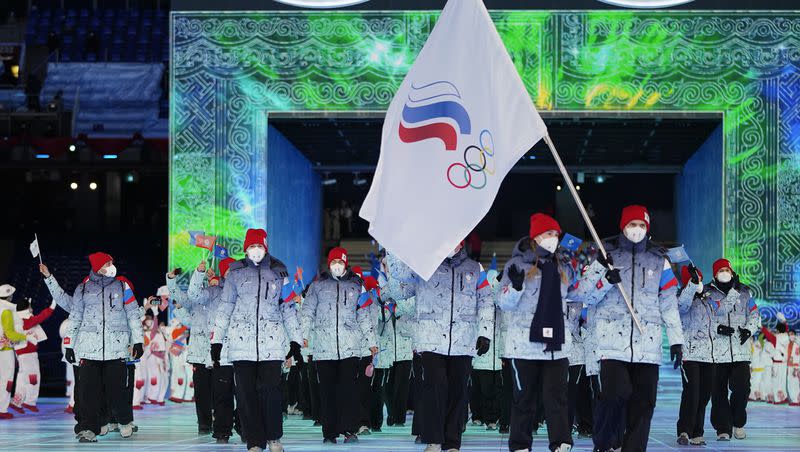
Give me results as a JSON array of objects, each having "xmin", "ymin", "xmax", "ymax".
[{"xmin": 0, "ymin": 373, "xmax": 798, "ymax": 451}]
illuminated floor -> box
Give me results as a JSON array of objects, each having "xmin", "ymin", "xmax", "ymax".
[{"xmin": 0, "ymin": 370, "xmax": 798, "ymax": 451}]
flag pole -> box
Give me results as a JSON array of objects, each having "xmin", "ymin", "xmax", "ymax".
[
  {"xmin": 34, "ymin": 233, "xmax": 43, "ymax": 265},
  {"xmin": 543, "ymin": 135, "xmax": 643, "ymax": 333}
]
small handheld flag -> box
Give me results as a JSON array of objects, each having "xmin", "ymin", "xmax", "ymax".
[
  {"xmin": 195, "ymin": 235, "xmax": 216, "ymax": 251},
  {"xmin": 666, "ymin": 245, "xmax": 692, "ymax": 264},
  {"xmin": 188, "ymin": 230, "xmax": 205, "ymax": 246},
  {"xmin": 281, "ymin": 280, "xmax": 300, "ymax": 304},
  {"xmin": 560, "ymin": 233, "xmax": 583, "ymax": 252},
  {"xmin": 214, "ymin": 245, "xmax": 229, "ymax": 259},
  {"xmin": 30, "ymin": 234, "xmax": 42, "ymax": 264},
  {"xmin": 357, "ymin": 290, "xmax": 376, "ymax": 310}
]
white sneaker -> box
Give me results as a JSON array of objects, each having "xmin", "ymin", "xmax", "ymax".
[
  {"xmin": 512, "ymin": 449, "xmax": 529, "ymax": 452},
  {"xmin": 689, "ymin": 436, "xmax": 707, "ymax": 445},
  {"xmin": 678, "ymin": 432, "xmax": 689, "ymax": 445},
  {"xmin": 107, "ymin": 423, "xmax": 119, "ymax": 432},
  {"xmin": 99, "ymin": 424, "xmax": 109, "ymax": 436},
  {"xmin": 555, "ymin": 444, "xmax": 572, "ymax": 452},
  {"xmin": 733, "ymin": 427, "xmax": 746, "ymax": 439},
  {"xmin": 77, "ymin": 430, "xmax": 97, "ymax": 443},
  {"xmin": 445, "ymin": 449, "xmax": 460, "ymax": 452},
  {"xmin": 120, "ymin": 423, "xmax": 134, "ymax": 438},
  {"xmin": 424, "ymin": 445, "xmax": 443, "ymax": 452},
  {"xmin": 248, "ymin": 448, "xmax": 264, "ymax": 452},
  {"xmin": 267, "ymin": 440, "xmax": 284, "ymax": 452},
  {"xmin": 717, "ymin": 433, "xmax": 731, "ymax": 441},
  {"xmin": 358, "ymin": 425, "xmax": 371, "ymax": 435}
]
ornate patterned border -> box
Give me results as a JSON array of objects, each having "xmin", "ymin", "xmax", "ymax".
[{"xmin": 171, "ymin": 11, "xmax": 800, "ymax": 318}]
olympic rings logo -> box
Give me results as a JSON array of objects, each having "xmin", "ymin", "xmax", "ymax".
[{"xmin": 446, "ymin": 129, "xmax": 495, "ymax": 190}]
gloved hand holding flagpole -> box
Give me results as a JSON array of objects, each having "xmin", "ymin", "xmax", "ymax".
[
  {"xmin": 543, "ymin": 136, "xmax": 643, "ymax": 333},
  {"xmin": 358, "ymin": 0, "xmax": 641, "ymax": 332}
]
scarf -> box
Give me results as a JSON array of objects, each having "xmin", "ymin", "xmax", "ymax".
[{"xmin": 529, "ymin": 247, "xmax": 565, "ymax": 352}]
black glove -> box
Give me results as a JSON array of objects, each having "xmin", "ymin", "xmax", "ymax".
[
  {"xmin": 287, "ymin": 341, "xmax": 304, "ymax": 364},
  {"xmin": 596, "ymin": 252, "xmax": 614, "ymax": 269},
  {"xmin": 738, "ymin": 327, "xmax": 752, "ymax": 345},
  {"xmin": 732, "ymin": 273, "xmax": 741, "ymax": 287},
  {"xmin": 506, "ymin": 265, "xmax": 525, "ymax": 291},
  {"xmin": 717, "ymin": 324, "xmax": 735, "ymax": 336},
  {"xmin": 670, "ymin": 344, "xmax": 683, "ymax": 369},
  {"xmin": 132, "ymin": 343, "xmax": 144, "ymax": 360},
  {"xmin": 65, "ymin": 348, "xmax": 76, "ymax": 364},
  {"xmin": 605, "ymin": 268, "xmax": 622, "ymax": 285},
  {"xmin": 475, "ymin": 336, "xmax": 491, "ymax": 356},
  {"xmin": 210, "ymin": 343, "xmax": 222, "ymax": 367},
  {"xmin": 687, "ymin": 264, "xmax": 700, "ymax": 284}
]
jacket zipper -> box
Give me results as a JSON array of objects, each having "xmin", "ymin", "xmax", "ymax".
[
  {"xmin": 447, "ymin": 266, "xmax": 455, "ymax": 356},
  {"xmin": 630, "ymin": 249, "xmax": 636, "ymax": 363},
  {"xmin": 336, "ymin": 281, "xmax": 341, "ymax": 360},
  {"xmin": 706, "ymin": 302, "xmax": 715, "ymax": 363},
  {"xmin": 728, "ymin": 311, "xmax": 733, "ymax": 362},
  {"xmin": 256, "ymin": 265, "xmax": 261, "ymax": 362},
  {"xmin": 102, "ymin": 285, "xmax": 106, "ymax": 361},
  {"xmin": 491, "ymin": 308, "xmax": 497, "ymax": 370}
]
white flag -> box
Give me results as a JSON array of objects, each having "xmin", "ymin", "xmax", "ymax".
[
  {"xmin": 29, "ymin": 238, "xmax": 40, "ymax": 258},
  {"xmin": 360, "ymin": 0, "xmax": 547, "ymax": 280}
]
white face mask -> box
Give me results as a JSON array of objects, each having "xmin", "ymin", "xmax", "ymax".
[
  {"xmin": 247, "ymin": 247, "xmax": 266, "ymax": 264},
  {"xmin": 623, "ymin": 226, "xmax": 647, "ymax": 244},
  {"xmin": 330, "ymin": 263, "xmax": 346, "ymax": 278},
  {"xmin": 538, "ymin": 237, "xmax": 559, "ymax": 254},
  {"xmin": 716, "ymin": 271, "xmax": 732, "ymax": 284},
  {"xmin": 103, "ymin": 265, "xmax": 117, "ymax": 278}
]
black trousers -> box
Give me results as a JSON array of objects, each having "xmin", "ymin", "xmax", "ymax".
[
  {"xmin": 368, "ymin": 368, "xmax": 390, "ymax": 429},
  {"xmin": 213, "ymin": 365, "xmax": 236, "ymax": 438},
  {"xmin": 316, "ymin": 357, "xmax": 361, "ymax": 439},
  {"xmin": 386, "ymin": 360, "xmax": 412, "ymax": 426},
  {"xmin": 499, "ymin": 359, "xmax": 512, "ymax": 428},
  {"xmin": 306, "ymin": 358, "xmax": 321, "ymax": 421},
  {"xmin": 296, "ymin": 362, "xmax": 311, "ymax": 417},
  {"xmin": 418, "ymin": 352, "xmax": 472, "ymax": 449},
  {"xmin": 108, "ymin": 363, "xmax": 136, "ymax": 425},
  {"xmin": 711, "ymin": 361, "xmax": 750, "ymax": 435},
  {"xmin": 357, "ymin": 356, "xmax": 373, "ymax": 429},
  {"xmin": 78, "ymin": 359, "xmax": 133, "ymax": 435},
  {"xmin": 411, "ymin": 354, "xmax": 424, "ymax": 436},
  {"xmin": 677, "ymin": 361, "xmax": 714, "ymax": 437},
  {"xmin": 508, "ymin": 358, "xmax": 571, "ymax": 452},
  {"xmin": 191, "ymin": 364, "xmax": 214, "ymax": 430},
  {"xmin": 72, "ymin": 364, "xmax": 84, "ymax": 434},
  {"xmin": 471, "ymin": 369, "xmax": 502, "ymax": 424},
  {"xmin": 567, "ymin": 364, "xmax": 593, "ymax": 433},
  {"xmin": 593, "ymin": 360, "xmax": 659, "ymax": 452},
  {"xmin": 232, "ymin": 361, "xmax": 283, "ymax": 449}
]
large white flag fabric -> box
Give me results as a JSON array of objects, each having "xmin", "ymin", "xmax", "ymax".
[{"xmin": 359, "ymin": 0, "xmax": 547, "ymax": 280}]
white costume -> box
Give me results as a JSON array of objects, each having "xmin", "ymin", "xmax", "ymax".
[{"xmin": 59, "ymin": 320, "xmax": 76, "ymax": 409}]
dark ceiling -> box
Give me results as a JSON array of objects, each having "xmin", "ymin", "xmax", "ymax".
[{"xmin": 270, "ymin": 114, "xmax": 721, "ymax": 175}]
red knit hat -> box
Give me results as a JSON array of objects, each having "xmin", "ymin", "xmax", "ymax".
[
  {"xmin": 619, "ymin": 205, "xmax": 650, "ymax": 231},
  {"xmin": 712, "ymin": 258, "xmax": 732, "ymax": 276},
  {"xmin": 363, "ymin": 275, "xmax": 379, "ymax": 292},
  {"xmin": 529, "ymin": 213, "xmax": 561, "ymax": 239},
  {"xmin": 243, "ymin": 228, "xmax": 268, "ymax": 251},
  {"xmin": 352, "ymin": 266, "xmax": 363, "ymax": 278},
  {"xmin": 219, "ymin": 257, "xmax": 236, "ymax": 278},
  {"xmin": 328, "ymin": 247, "xmax": 348, "ymax": 267},
  {"xmin": 680, "ymin": 266, "xmax": 703, "ymax": 287},
  {"xmin": 88, "ymin": 252, "xmax": 113, "ymax": 273}
]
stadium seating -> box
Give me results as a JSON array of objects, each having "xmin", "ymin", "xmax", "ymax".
[{"xmin": 26, "ymin": 7, "xmax": 168, "ymax": 63}]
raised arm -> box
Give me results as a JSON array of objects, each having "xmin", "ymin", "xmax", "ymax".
[{"xmin": 279, "ymin": 277, "xmax": 304, "ymax": 345}]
